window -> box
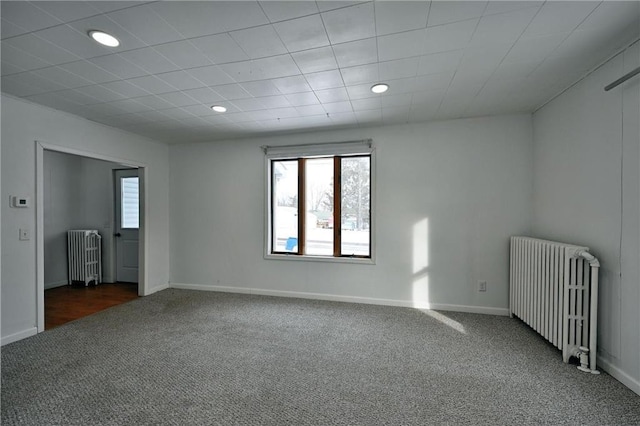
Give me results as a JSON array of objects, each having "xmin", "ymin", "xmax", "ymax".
[
  {"xmin": 266, "ymin": 141, "xmax": 373, "ymax": 262},
  {"xmin": 120, "ymin": 177, "xmax": 139, "ymax": 229}
]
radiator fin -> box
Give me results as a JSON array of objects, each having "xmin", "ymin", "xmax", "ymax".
[{"xmin": 67, "ymin": 230, "xmax": 102, "ymax": 286}]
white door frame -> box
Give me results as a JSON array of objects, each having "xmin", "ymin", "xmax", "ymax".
[{"xmin": 35, "ymin": 140, "xmax": 149, "ymax": 333}]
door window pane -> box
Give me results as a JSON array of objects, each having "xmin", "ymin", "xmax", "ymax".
[
  {"xmin": 305, "ymin": 158, "xmax": 333, "ymax": 256},
  {"xmin": 341, "ymin": 156, "xmax": 370, "ymax": 256},
  {"xmin": 121, "ymin": 177, "xmax": 139, "ymax": 229},
  {"xmin": 272, "ymin": 160, "xmax": 298, "ymax": 252}
]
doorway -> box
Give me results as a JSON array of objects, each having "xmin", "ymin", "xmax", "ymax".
[
  {"xmin": 114, "ymin": 169, "xmax": 140, "ymax": 283},
  {"xmin": 36, "ymin": 142, "xmax": 148, "ymax": 332}
]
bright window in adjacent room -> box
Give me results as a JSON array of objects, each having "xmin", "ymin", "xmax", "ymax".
[
  {"xmin": 266, "ymin": 141, "xmax": 373, "ymax": 261},
  {"xmin": 121, "ymin": 177, "xmax": 139, "ymax": 229}
]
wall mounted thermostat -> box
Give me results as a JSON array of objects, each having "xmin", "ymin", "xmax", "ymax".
[{"xmin": 11, "ymin": 196, "xmax": 30, "ymax": 208}]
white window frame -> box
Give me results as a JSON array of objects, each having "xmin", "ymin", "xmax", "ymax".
[{"xmin": 264, "ymin": 140, "xmax": 376, "ymax": 264}]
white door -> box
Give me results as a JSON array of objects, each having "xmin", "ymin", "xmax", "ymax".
[{"xmin": 115, "ymin": 169, "xmax": 139, "ymax": 283}]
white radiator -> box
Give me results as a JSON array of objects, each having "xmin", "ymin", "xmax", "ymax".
[
  {"xmin": 509, "ymin": 236, "xmax": 600, "ymax": 373},
  {"xmin": 67, "ymin": 230, "xmax": 102, "ymax": 286}
]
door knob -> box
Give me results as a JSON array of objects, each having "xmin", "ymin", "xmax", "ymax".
[{"xmin": 114, "ymin": 232, "xmax": 121, "ymax": 237}]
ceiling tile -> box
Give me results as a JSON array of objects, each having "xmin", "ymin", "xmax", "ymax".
[
  {"xmin": 523, "ymin": 1, "xmax": 600, "ymax": 38},
  {"xmin": 74, "ymin": 84, "xmax": 127, "ymax": 103},
  {"xmin": 354, "ymin": 109, "xmax": 382, "ymax": 123},
  {"xmin": 219, "ymin": 55, "xmax": 299, "ymax": 82},
  {"xmin": 88, "ymin": 54, "xmax": 148, "ymax": 80},
  {"xmin": 0, "ymin": 1, "xmax": 62, "ymax": 34},
  {"xmin": 32, "ymin": 66, "xmax": 93, "ymax": 89},
  {"xmin": 272, "ymin": 75, "xmax": 312, "ymax": 94},
  {"xmin": 295, "ymin": 104, "xmax": 326, "ymax": 116},
  {"xmin": 156, "ymin": 70, "xmax": 205, "ymax": 91},
  {"xmin": 119, "ymin": 47, "xmax": 179, "ymax": 75},
  {"xmin": 428, "ymin": 1, "xmax": 487, "ymax": 27},
  {"xmin": 340, "ymin": 63, "xmax": 379, "ymax": 85},
  {"xmin": 1, "ymin": 18, "xmax": 28, "ymax": 39},
  {"xmin": 186, "ymin": 65, "xmax": 235, "ymax": 87},
  {"xmin": 229, "ymin": 98, "xmax": 267, "ymax": 112},
  {"xmin": 2, "ymin": 72, "xmax": 60, "ymax": 97},
  {"xmin": 55, "ymin": 88, "xmax": 102, "ymax": 105},
  {"xmin": 423, "ymin": 19, "xmax": 477, "ymax": 55},
  {"xmin": 259, "ymin": 95, "xmax": 292, "ymax": 108},
  {"xmin": 413, "ymin": 72, "xmax": 454, "ymax": 92},
  {"xmin": 377, "ymin": 29, "xmax": 426, "ymax": 62},
  {"xmin": 323, "ymin": 101, "xmax": 353, "ymax": 113},
  {"xmin": 274, "ymin": 14, "xmax": 330, "ymax": 52},
  {"xmin": 483, "ymin": 1, "xmax": 543, "ymax": 17},
  {"xmin": 58, "ymin": 60, "xmax": 120, "ymax": 84},
  {"xmin": 157, "ymin": 107, "xmax": 198, "ymax": 120},
  {"xmin": 106, "ymin": 98, "xmax": 153, "ymax": 114},
  {"xmin": 212, "ymin": 83, "xmax": 252, "ymax": 100},
  {"xmin": 1, "ymin": 61, "xmax": 24, "ymax": 76},
  {"xmin": 240, "ymin": 80, "xmax": 283, "ymax": 97},
  {"xmin": 380, "ymin": 92, "xmax": 413, "ymax": 108},
  {"xmin": 259, "ymin": 1, "xmax": 319, "ymax": 22},
  {"xmin": 126, "ymin": 75, "xmax": 176, "ymax": 95},
  {"xmin": 181, "ymin": 88, "xmax": 225, "ymax": 105},
  {"xmin": 153, "ymin": 40, "xmax": 213, "ymax": 70},
  {"xmin": 89, "ymin": 2, "xmax": 150, "ymax": 14},
  {"xmin": 30, "ymin": 1, "xmax": 101, "ymax": 22},
  {"xmin": 4, "ymin": 34, "xmax": 81, "ymax": 66},
  {"xmin": 374, "ymin": 1, "xmax": 429, "ymax": 36},
  {"xmin": 230, "ymin": 25, "xmax": 288, "ymax": 59},
  {"xmin": 316, "ymin": 2, "xmax": 367, "ymax": 13},
  {"xmin": 1, "ymin": 42, "xmax": 54, "ymax": 70},
  {"xmin": 471, "ymin": 7, "xmax": 538, "ymax": 45},
  {"xmin": 379, "ymin": 57, "xmax": 420, "ymax": 81},
  {"xmin": 305, "ymin": 69, "xmax": 344, "ymax": 90},
  {"xmin": 150, "ymin": 1, "xmax": 268, "ymax": 38},
  {"xmin": 105, "ymin": 4, "xmax": 185, "ymax": 46},
  {"xmin": 417, "ymin": 49, "xmax": 463, "ymax": 76},
  {"xmin": 315, "ymin": 87, "xmax": 350, "ymax": 103},
  {"xmin": 291, "ymin": 46, "xmax": 339, "ymax": 74},
  {"xmin": 285, "ymin": 92, "xmax": 320, "ymax": 106},
  {"xmin": 459, "ymin": 43, "xmax": 512, "ymax": 69},
  {"xmin": 351, "ymin": 97, "xmax": 381, "ymax": 112},
  {"xmin": 333, "ymin": 38, "xmax": 377, "ymax": 68},
  {"xmin": 503, "ymin": 33, "xmax": 568, "ymax": 65},
  {"xmin": 157, "ymin": 91, "xmax": 202, "ymax": 107},
  {"xmin": 321, "ymin": 3, "xmax": 376, "ymax": 44},
  {"xmin": 189, "ymin": 33, "xmax": 249, "ymax": 65},
  {"xmin": 100, "ymin": 80, "xmax": 150, "ymax": 98}
]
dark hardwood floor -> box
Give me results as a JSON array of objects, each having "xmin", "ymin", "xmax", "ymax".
[{"xmin": 45, "ymin": 282, "xmax": 139, "ymax": 330}]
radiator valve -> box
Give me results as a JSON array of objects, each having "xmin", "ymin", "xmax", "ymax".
[{"xmin": 577, "ymin": 347, "xmax": 600, "ymax": 374}]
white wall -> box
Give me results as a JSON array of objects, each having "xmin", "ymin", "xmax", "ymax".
[
  {"xmin": 170, "ymin": 114, "xmax": 532, "ymax": 313},
  {"xmin": 43, "ymin": 151, "xmax": 123, "ymax": 287},
  {"xmin": 1, "ymin": 94, "xmax": 170, "ymax": 344},
  {"xmin": 532, "ymin": 41, "xmax": 640, "ymax": 394}
]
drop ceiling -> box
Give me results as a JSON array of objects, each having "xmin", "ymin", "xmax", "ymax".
[{"xmin": 1, "ymin": 1, "xmax": 639, "ymax": 144}]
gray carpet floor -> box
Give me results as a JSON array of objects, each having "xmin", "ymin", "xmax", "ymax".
[{"xmin": 2, "ymin": 289, "xmax": 640, "ymax": 425}]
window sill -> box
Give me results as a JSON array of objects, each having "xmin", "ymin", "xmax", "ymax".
[{"xmin": 265, "ymin": 253, "xmax": 375, "ymax": 265}]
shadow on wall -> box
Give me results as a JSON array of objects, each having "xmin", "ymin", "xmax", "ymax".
[{"xmin": 412, "ymin": 217, "xmax": 467, "ymax": 334}]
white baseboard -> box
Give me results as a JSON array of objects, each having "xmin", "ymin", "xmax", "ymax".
[
  {"xmin": 2, "ymin": 327, "xmax": 37, "ymax": 346},
  {"xmin": 169, "ymin": 283, "xmax": 509, "ymax": 316},
  {"xmin": 44, "ymin": 280, "xmax": 68, "ymax": 290},
  {"xmin": 597, "ymin": 355, "xmax": 640, "ymax": 397},
  {"xmin": 148, "ymin": 283, "xmax": 170, "ymax": 295}
]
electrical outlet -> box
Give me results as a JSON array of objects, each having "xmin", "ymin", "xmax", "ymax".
[{"xmin": 478, "ymin": 280, "xmax": 487, "ymax": 292}]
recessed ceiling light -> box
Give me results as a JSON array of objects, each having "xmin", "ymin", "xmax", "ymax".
[
  {"xmin": 371, "ymin": 83, "xmax": 389, "ymax": 94},
  {"xmin": 211, "ymin": 105, "xmax": 227, "ymax": 113},
  {"xmin": 88, "ymin": 30, "xmax": 120, "ymax": 47}
]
